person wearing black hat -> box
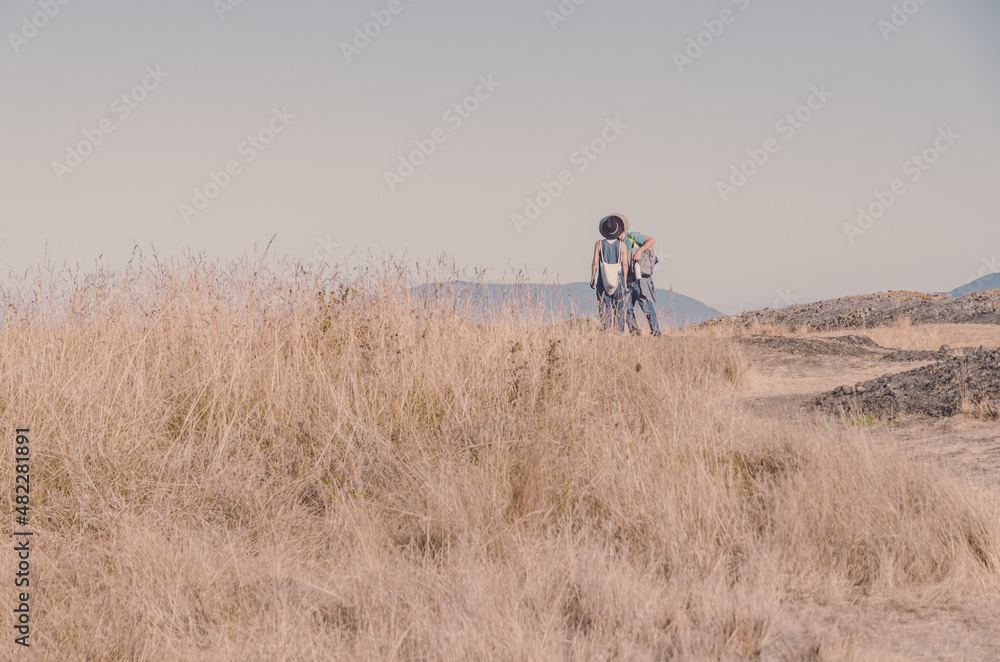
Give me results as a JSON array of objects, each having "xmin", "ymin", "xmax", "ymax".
[{"xmin": 590, "ymin": 215, "xmax": 630, "ymax": 333}]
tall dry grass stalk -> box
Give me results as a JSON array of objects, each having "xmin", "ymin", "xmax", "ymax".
[{"xmin": 0, "ymin": 256, "xmax": 997, "ymax": 660}]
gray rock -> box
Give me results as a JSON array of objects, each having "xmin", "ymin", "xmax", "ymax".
[
  {"xmin": 813, "ymin": 349, "xmax": 1000, "ymax": 419},
  {"xmin": 704, "ymin": 291, "xmax": 1000, "ymax": 332}
]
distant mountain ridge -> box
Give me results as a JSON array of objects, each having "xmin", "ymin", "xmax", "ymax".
[
  {"xmin": 412, "ymin": 282, "xmax": 724, "ymax": 328},
  {"xmin": 950, "ymin": 274, "xmax": 1000, "ymax": 298}
]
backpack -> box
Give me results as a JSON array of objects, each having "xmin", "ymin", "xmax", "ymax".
[
  {"xmin": 626, "ymin": 233, "xmax": 658, "ymax": 279},
  {"xmin": 599, "ymin": 239, "xmax": 625, "ymax": 295}
]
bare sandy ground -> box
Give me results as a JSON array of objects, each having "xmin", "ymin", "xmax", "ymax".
[
  {"xmin": 737, "ymin": 328, "xmax": 1000, "ymax": 660},
  {"xmin": 740, "ymin": 338, "xmax": 1000, "ymax": 490}
]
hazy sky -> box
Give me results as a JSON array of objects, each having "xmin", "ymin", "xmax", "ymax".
[{"xmin": 2, "ymin": 0, "xmax": 998, "ymax": 313}]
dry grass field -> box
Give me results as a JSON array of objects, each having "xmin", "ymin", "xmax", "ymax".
[{"xmin": 1, "ymin": 258, "xmax": 998, "ymax": 660}]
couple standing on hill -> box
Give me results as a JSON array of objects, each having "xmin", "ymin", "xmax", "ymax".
[{"xmin": 589, "ymin": 214, "xmax": 661, "ymax": 336}]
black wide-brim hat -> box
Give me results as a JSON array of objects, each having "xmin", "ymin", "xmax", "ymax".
[{"xmin": 599, "ymin": 215, "xmax": 625, "ymax": 240}]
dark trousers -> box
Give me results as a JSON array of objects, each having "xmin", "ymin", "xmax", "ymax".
[
  {"xmin": 598, "ymin": 289, "xmax": 627, "ymax": 334},
  {"xmin": 626, "ymin": 280, "xmax": 661, "ymax": 336}
]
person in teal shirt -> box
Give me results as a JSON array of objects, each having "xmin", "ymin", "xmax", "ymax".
[{"xmin": 606, "ymin": 214, "xmax": 662, "ymax": 336}]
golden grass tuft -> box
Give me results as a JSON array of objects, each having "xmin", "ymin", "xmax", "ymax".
[{"xmin": 0, "ymin": 257, "xmax": 997, "ymax": 660}]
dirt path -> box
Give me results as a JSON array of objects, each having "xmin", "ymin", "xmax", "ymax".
[
  {"xmin": 739, "ymin": 337, "xmax": 1000, "ymax": 489},
  {"xmin": 737, "ymin": 331, "xmax": 1000, "ymax": 659}
]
